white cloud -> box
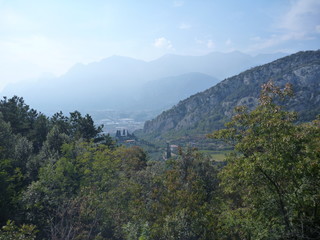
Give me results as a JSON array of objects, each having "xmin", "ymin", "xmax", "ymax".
[
  {"xmin": 173, "ymin": 1, "xmax": 184, "ymax": 7},
  {"xmin": 279, "ymin": 0, "xmax": 320, "ymax": 35},
  {"xmin": 248, "ymin": 0, "xmax": 320, "ymax": 52},
  {"xmin": 179, "ymin": 23, "xmax": 191, "ymax": 30},
  {"xmin": 248, "ymin": 32, "xmax": 306, "ymax": 52},
  {"xmin": 153, "ymin": 37, "xmax": 173, "ymax": 49}
]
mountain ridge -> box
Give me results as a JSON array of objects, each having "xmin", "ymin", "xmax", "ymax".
[
  {"xmin": 139, "ymin": 50, "xmax": 320, "ymax": 143},
  {"xmin": 1, "ymin": 51, "xmax": 288, "ymax": 116}
]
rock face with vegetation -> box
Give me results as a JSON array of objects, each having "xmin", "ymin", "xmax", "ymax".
[{"xmin": 142, "ymin": 50, "xmax": 320, "ymax": 141}]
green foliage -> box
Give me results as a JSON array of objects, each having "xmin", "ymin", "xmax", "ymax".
[
  {"xmin": 0, "ymin": 96, "xmax": 35, "ymax": 136},
  {"xmin": 1, "ymin": 90, "xmax": 319, "ymax": 239},
  {"xmin": 0, "ymin": 115, "xmax": 30, "ymax": 224},
  {"xmin": 69, "ymin": 111, "xmax": 103, "ymax": 140},
  {"xmin": 22, "ymin": 140, "xmax": 149, "ymax": 239},
  {"xmin": 0, "ymin": 220, "xmax": 37, "ymax": 240},
  {"xmin": 0, "ymin": 96, "xmax": 49, "ymax": 153},
  {"xmin": 21, "ymin": 136, "xmax": 224, "ymax": 239},
  {"xmin": 210, "ymin": 81, "xmax": 320, "ymax": 239},
  {"xmin": 138, "ymin": 148, "xmax": 222, "ymax": 239},
  {"xmin": 0, "ymin": 96, "xmax": 105, "ymax": 235}
]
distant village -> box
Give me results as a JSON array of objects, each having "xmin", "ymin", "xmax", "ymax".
[
  {"xmin": 114, "ymin": 128, "xmax": 180, "ymax": 160},
  {"xmin": 115, "ymin": 128, "xmax": 136, "ymax": 144}
]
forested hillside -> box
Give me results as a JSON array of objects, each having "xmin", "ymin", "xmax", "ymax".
[
  {"xmin": 0, "ymin": 81, "xmax": 319, "ymax": 239},
  {"xmin": 140, "ymin": 50, "xmax": 320, "ymax": 144}
]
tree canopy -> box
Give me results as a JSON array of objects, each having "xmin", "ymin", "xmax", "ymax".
[
  {"xmin": 209, "ymin": 81, "xmax": 320, "ymax": 239},
  {"xmin": 0, "ymin": 89, "xmax": 319, "ymax": 239}
]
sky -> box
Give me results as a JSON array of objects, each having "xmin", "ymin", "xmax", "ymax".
[{"xmin": 0, "ymin": 0, "xmax": 319, "ymax": 90}]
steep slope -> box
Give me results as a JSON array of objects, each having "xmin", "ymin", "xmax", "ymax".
[{"xmin": 141, "ymin": 50, "xmax": 320, "ymax": 143}]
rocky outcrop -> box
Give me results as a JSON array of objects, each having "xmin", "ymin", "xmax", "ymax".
[{"xmin": 142, "ymin": 50, "xmax": 320, "ymax": 139}]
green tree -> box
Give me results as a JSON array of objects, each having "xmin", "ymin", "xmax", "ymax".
[
  {"xmin": 209, "ymin": 81, "xmax": 320, "ymax": 239},
  {"xmin": 23, "ymin": 142, "xmax": 148, "ymax": 239},
  {"xmin": 0, "ymin": 96, "xmax": 33, "ymax": 136},
  {"xmin": 50, "ymin": 110, "xmax": 103, "ymax": 141},
  {"xmin": 0, "ymin": 220, "xmax": 37, "ymax": 240},
  {"xmin": 29, "ymin": 113, "xmax": 49, "ymax": 153},
  {"xmin": 0, "ymin": 114, "xmax": 32, "ymax": 225},
  {"xmin": 50, "ymin": 111, "xmax": 70, "ymax": 135},
  {"xmin": 0, "ymin": 117, "xmax": 16, "ymax": 224},
  {"xmin": 69, "ymin": 111, "xmax": 103, "ymax": 140},
  {"xmin": 0, "ymin": 96, "xmax": 50, "ymax": 153},
  {"xmin": 137, "ymin": 148, "xmax": 221, "ymax": 240}
]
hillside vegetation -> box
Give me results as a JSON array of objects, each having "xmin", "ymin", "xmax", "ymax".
[
  {"xmin": 0, "ymin": 80, "xmax": 319, "ymax": 239},
  {"xmin": 139, "ymin": 50, "xmax": 320, "ymax": 146}
]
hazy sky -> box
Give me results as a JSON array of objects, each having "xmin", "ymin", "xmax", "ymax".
[{"xmin": 0, "ymin": 0, "xmax": 319, "ymax": 89}]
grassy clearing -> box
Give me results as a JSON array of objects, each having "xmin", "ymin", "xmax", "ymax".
[{"xmin": 200, "ymin": 149, "xmax": 233, "ymax": 162}]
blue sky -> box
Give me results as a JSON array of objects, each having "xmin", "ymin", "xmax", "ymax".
[{"xmin": 0, "ymin": 0, "xmax": 319, "ymax": 89}]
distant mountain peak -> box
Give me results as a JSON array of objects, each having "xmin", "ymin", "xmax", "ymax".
[{"xmin": 1, "ymin": 50, "xmax": 292, "ymax": 115}]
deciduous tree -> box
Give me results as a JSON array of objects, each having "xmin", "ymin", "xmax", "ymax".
[{"xmin": 209, "ymin": 81, "xmax": 320, "ymax": 239}]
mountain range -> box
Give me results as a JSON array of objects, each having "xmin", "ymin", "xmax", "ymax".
[
  {"xmin": 1, "ymin": 51, "xmax": 286, "ymax": 116},
  {"xmin": 138, "ymin": 50, "xmax": 320, "ymax": 145}
]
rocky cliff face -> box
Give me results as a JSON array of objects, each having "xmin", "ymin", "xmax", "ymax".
[{"xmin": 142, "ymin": 50, "xmax": 320, "ymax": 140}]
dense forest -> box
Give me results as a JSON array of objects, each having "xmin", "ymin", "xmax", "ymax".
[{"xmin": 0, "ymin": 82, "xmax": 319, "ymax": 239}]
